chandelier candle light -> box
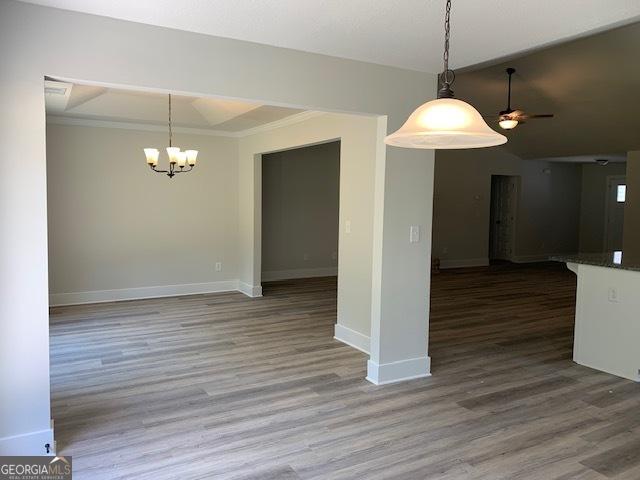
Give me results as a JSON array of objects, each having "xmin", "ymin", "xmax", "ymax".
[
  {"xmin": 385, "ymin": 0, "xmax": 506, "ymax": 149},
  {"xmin": 143, "ymin": 94, "xmax": 198, "ymax": 178}
]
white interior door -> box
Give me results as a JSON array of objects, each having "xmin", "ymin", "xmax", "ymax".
[
  {"xmin": 604, "ymin": 176, "xmax": 626, "ymax": 251},
  {"xmin": 489, "ymin": 175, "xmax": 518, "ymax": 261}
]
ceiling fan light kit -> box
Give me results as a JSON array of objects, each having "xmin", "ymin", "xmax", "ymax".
[{"xmin": 385, "ymin": 0, "xmax": 506, "ymax": 150}]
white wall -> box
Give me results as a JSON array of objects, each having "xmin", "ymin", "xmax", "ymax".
[
  {"xmin": 569, "ymin": 262, "xmax": 640, "ymax": 381},
  {"xmin": 46, "ymin": 123, "xmax": 239, "ymax": 304},
  {"xmin": 262, "ymin": 141, "xmax": 340, "ymax": 281},
  {"xmin": 579, "ymin": 162, "xmax": 627, "ymax": 252},
  {"xmin": 0, "ymin": 0, "xmax": 435, "ymax": 453},
  {"xmin": 433, "ymin": 147, "xmax": 582, "ymax": 267}
]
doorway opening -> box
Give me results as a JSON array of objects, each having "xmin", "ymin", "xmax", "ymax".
[
  {"xmin": 604, "ymin": 175, "xmax": 626, "ymax": 251},
  {"xmin": 261, "ymin": 141, "xmax": 341, "ymax": 285},
  {"xmin": 489, "ymin": 175, "xmax": 520, "ymax": 263}
]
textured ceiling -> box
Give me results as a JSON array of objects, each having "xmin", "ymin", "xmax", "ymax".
[
  {"xmin": 20, "ymin": 0, "xmax": 640, "ymax": 72},
  {"xmin": 452, "ymin": 21, "xmax": 640, "ymax": 160},
  {"xmin": 45, "ymin": 83, "xmax": 304, "ymax": 132}
]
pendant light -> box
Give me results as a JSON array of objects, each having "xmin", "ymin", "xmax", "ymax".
[
  {"xmin": 143, "ymin": 94, "xmax": 198, "ymax": 178},
  {"xmin": 385, "ymin": 0, "xmax": 507, "ymax": 149}
]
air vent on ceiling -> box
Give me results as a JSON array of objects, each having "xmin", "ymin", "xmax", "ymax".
[{"xmin": 45, "ymin": 86, "xmax": 67, "ymax": 95}]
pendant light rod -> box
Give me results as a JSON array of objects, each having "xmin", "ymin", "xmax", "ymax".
[
  {"xmin": 168, "ymin": 93, "xmax": 173, "ymax": 148},
  {"xmin": 506, "ymin": 67, "xmax": 515, "ymax": 111}
]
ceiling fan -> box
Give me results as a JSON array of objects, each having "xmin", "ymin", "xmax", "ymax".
[{"xmin": 496, "ymin": 67, "xmax": 554, "ymax": 130}]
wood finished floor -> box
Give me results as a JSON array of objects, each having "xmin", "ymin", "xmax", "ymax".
[{"xmin": 49, "ymin": 263, "xmax": 640, "ymax": 479}]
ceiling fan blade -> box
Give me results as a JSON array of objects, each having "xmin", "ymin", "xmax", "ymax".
[{"xmin": 518, "ymin": 113, "xmax": 554, "ymax": 120}]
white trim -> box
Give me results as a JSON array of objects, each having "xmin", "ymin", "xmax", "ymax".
[
  {"xmin": 46, "ymin": 115, "xmax": 237, "ymax": 137},
  {"xmin": 238, "ymin": 282, "xmax": 263, "ymax": 298},
  {"xmin": 262, "ymin": 267, "xmax": 338, "ymax": 282},
  {"xmin": 366, "ymin": 356, "xmax": 431, "ymax": 385},
  {"xmin": 603, "ymin": 175, "xmax": 627, "ymax": 252},
  {"xmin": 49, "ymin": 280, "xmax": 238, "ymax": 306},
  {"xmin": 46, "ymin": 111, "xmax": 326, "ymax": 138},
  {"xmin": 334, "ymin": 324, "xmax": 370, "ymax": 354},
  {"xmin": 512, "ymin": 254, "xmax": 556, "ymax": 263},
  {"xmin": 439, "ymin": 258, "xmax": 489, "ymax": 269},
  {"xmin": 0, "ymin": 428, "xmax": 54, "ymax": 456},
  {"xmin": 237, "ymin": 111, "xmax": 325, "ymax": 137}
]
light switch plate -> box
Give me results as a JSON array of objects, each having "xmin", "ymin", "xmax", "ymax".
[{"xmin": 410, "ymin": 225, "xmax": 420, "ymax": 243}]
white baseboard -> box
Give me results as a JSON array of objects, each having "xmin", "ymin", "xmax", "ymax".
[
  {"xmin": 439, "ymin": 258, "xmax": 489, "ymax": 269},
  {"xmin": 366, "ymin": 355, "xmax": 431, "ymax": 385},
  {"xmin": 238, "ymin": 282, "xmax": 263, "ymax": 298},
  {"xmin": 262, "ymin": 267, "xmax": 338, "ymax": 282},
  {"xmin": 511, "ymin": 254, "xmax": 555, "ymax": 263},
  {"xmin": 49, "ymin": 280, "xmax": 239, "ymax": 306},
  {"xmin": 0, "ymin": 428, "xmax": 54, "ymax": 456},
  {"xmin": 334, "ymin": 324, "xmax": 370, "ymax": 354}
]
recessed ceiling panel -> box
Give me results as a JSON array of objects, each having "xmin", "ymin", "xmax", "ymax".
[{"xmin": 45, "ymin": 83, "xmax": 306, "ymax": 132}]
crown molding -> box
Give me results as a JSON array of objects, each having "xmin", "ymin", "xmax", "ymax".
[
  {"xmin": 46, "ymin": 111, "xmax": 327, "ymax": 138},
  {"xmin": 235, "ymin": 111, "xmax": 325, "ymax": 137},
  {"xmin": 45, "ymin": 116, "xmax": 237, "ymax": 137}
]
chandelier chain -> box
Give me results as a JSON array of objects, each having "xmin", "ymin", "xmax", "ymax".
[
  {"xmin": 437, "ymin": 0, "xmax": 455, "ymax": 97},
  {"xmin": 443, "ymin": 0, "xmax": 451, "ymax": 74}
]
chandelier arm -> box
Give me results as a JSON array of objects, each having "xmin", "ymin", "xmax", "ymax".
[
  {"xmin": 150, "ymin": 165, "xmax": 169, "ymax": 174},
  {"xmin": 173, "ymin": 165, "xmax": 194, "ymax": 174}
]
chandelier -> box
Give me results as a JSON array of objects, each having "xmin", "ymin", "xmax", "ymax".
[{"xmin": 143, "ymin": 94, "xmax": 198, "ymax": 178}]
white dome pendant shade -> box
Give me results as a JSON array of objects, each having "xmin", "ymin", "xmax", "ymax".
[
  {"xmin": 385, "ymin": 0, "xmax": 507, "ymax": 150},
  {"xmin": 384, "ymin": 98, "xmax": 507, "ymax": 149}
]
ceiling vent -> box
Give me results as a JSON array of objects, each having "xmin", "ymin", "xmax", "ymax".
[{"xmin": 45, "ymin": 86, "xmax": 67, "ymax": 95}]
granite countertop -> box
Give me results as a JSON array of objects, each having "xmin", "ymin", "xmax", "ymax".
[{"xmin": 551, "ymin": 252, "xmax": 640, "ymax": 272}]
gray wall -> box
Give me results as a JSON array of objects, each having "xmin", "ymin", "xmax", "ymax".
[
  {"xmin": 262, "ymin": 142, "xmax": 340, "ymax": 280},
  {"xmin": 433, "ymin": 147, "xmax": 582, "ymax": 266},
  {"xmin": 46, "ymin": 123, "xmax": 239, "ymax": 298},
  {"xmin": 579, "ymin": 162, "xmax": 627, "ymax": 252}
]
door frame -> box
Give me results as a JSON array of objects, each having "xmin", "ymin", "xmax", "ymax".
[{"xmin": 603, "ymin": 175, "xmax": 626, "ymax": 251}]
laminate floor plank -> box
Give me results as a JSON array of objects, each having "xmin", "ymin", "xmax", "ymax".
[{"xmin": 49, "ymin": 263, "xmax": 640, "ymax": 479}]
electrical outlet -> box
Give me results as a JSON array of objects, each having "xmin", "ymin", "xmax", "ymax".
[
  {"xmin": 215, "ymin": 262, "xmax": 222, "ymax": 272},
  {"xmin": 345, "ymin": 220, "xmax": 351, "ymax": 234},
  {"xmin": 608, "ymin": 287, "xmax": 620, "ymax": 303}
]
